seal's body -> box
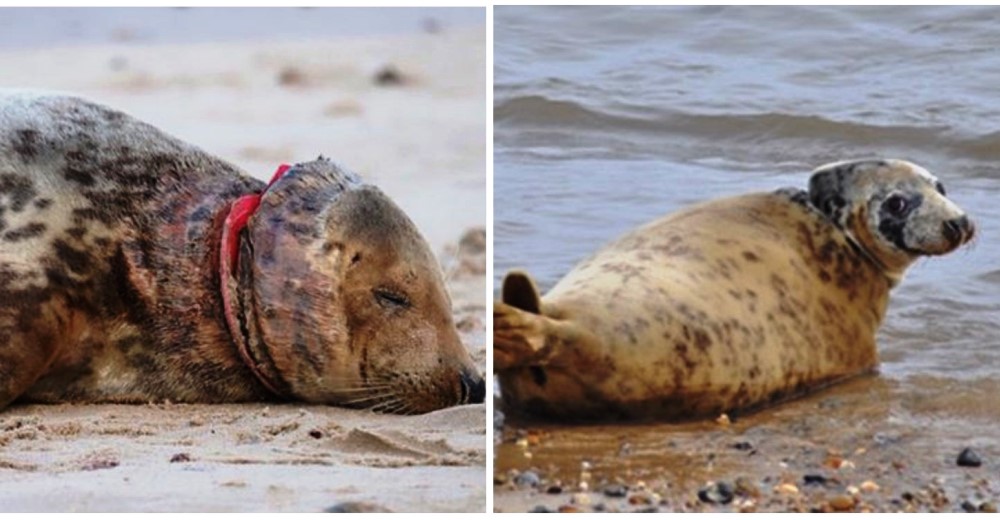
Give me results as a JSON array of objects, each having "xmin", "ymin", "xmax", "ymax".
[
  {"xmin": 495, "ymin": 160, "xmax": 974, "ymax": 421},
  {"xmin": 0, "ymin": 92, "xmax": 485, "ymax": 413}
]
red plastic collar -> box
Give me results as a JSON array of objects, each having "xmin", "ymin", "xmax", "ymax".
[{"xmin": 220, "ymin": 164, "xmax": 291, "ymax": 396}]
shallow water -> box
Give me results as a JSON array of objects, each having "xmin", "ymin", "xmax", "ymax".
[{"xmin": 494, "ymin": 6, "xmax": 1000, "ymax": 511}]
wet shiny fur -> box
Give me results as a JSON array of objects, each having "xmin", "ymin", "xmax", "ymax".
[
  {"xmin": 0, "ymin": 91, "xmax": 484, "ymax": 413},
  {"xmin": 495, "ymin": 159, "xmax": 973, "ymax": 421}
]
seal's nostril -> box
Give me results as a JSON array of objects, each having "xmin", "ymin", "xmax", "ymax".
[
  {"xmin": 459, "ymin": 371, "xmax": 486, "ymax": 404},
  {"xmin": 458, "ymin": 376, "xmax": 468, "ymax": 404},
  {"xmin": 943, "ymin": 216, "xmax": 972, "ymax": 245},
  {"xmin": 943, "ymin": 218, "xmax": 961, "ymax": 244}
]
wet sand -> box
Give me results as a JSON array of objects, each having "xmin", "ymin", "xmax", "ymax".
[
  {"xmin": 495, "ymin": 375, "xmax": 999, "ymax": 513},
  {"xmin": 0, "ymin": 22, "xmax": 486, "ymax": 513}
]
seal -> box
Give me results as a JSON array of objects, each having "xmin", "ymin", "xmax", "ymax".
[
  {"xmin": 495, "ymin": 159, "xmax": 974, "ymax": 421},
  {"xmin": 0, "ymin": 91, "xmax": 485, "ymax": 413}
]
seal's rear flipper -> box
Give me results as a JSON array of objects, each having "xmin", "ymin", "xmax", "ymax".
[
  {"xmin": 495, "ymin": 270, "xmax": 547, "ymax": 372},
  {"xmin": 502, "ymin": 270, "xmax": 542, "ymax": 314}
]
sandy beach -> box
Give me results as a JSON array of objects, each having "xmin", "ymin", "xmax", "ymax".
[{"xmin": 0, "ymin": 13, "xmax": 485, "ymax": 513}]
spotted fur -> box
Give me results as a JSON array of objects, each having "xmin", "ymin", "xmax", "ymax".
[
  {"xmin": 495, "ymin": 159, "xmax": 973, "ymax": 421},
  {"xmin": 0, "ymin": 91, "xmax": 484, "ymax": 413}
]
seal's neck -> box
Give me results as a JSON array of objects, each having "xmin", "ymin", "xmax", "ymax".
[
  {"xmin": 839, "ymin": 228, "xmax": 904, "ymax": 289},
  {"xmin": 220, "ymin": 164, "xmax": 292, "ymax": 397}
]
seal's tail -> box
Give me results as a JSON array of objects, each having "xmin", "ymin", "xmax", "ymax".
[{"xmin": 494, "ymin": 270, "xmax": 548, "ymax": 372}]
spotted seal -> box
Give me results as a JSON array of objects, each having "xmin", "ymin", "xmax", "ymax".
[
  {"xmin": 495, "ymin": 159, "xmax": 974, "ymax": 421},
  {"xmin": 0, "ymin": 91, "xmax": 485, "ymax": 413}
]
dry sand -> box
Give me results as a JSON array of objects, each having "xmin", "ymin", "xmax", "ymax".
[{"xmin": 0, "ymin": 26, "xmax": 486, "ymax": 513}]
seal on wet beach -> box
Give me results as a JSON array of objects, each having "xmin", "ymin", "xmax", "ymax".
[
  {"xmin": 0, "ymin": 91, "xmax": 485, "ymax": 413},
  {"xmin": 495, "ymin": 159, "xmax": 974, "ymax": 421}
]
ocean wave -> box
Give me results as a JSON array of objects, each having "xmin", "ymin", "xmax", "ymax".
[{"xmin": 495, "ymin": 94, "xmax": 1000, "ymax": 164}]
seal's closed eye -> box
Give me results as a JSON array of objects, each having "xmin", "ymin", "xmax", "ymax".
[{"xmin": 374, "ymin": 287, "xmax": 411, "ymax": 309}]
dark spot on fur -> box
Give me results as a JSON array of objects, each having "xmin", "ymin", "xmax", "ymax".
[
  {"xmin": 877, "ymin": 193, "xmax": 923, "ymax": 253},
  {"xmin": 66, "ymin": 227, "xmax": 87, "ymax": 240},
  {"xmin": 817, "ymin": 240, "xmax": 837, "ymax": 264},
  {"xmin": 0, "ymin": 173, "xmax": 37, "ymax": 212},
  {"xmin": 741, "ymin": 251, "xmax": 760, "ymax": 262},
  {"xmin": 53, "ymin": 239, "xmax": 92, "ymax": 275},
  {"xmin": 190, "ymin": 205, "xmax": 212, "ymax": 223},
  {"xmin": 3, "ymin": 222, "xmax": 46, "ymax": 242},
  {"xmin": 33, "ymin": 198, "xmax": 52, "ymax": 210},
  {"xmin": 64, "ymin": 163, "xmax": 96, "ymax": 187},
  {"xmin": 12, "ymin": 129, "xmax": 42, "ymax": 159},
  {"xmin": 693, "ymin": 329, "xmax": 712, "ymax": 352}
]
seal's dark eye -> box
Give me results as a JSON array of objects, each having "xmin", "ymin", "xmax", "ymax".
[
  {"xmin": 935, "ymin": 182, "xmax": 946, "ymax": 196},
  {"xmin": 374, "ymin": 288, "xmax": 410, "ymax": 309},
  {"xmin": 884, "ymin": 195, "xmax": 908, "ymax": 216}
]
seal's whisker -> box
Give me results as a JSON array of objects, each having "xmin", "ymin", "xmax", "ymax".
[
  {"xmin": 368, "ymin": 400, "xmax": 400, "ymax": 414},
  {"xmin": 328, "ymin": 384, "xmax": 396, "ymax": 394},
  {"xmin": 339, "ymin": 391, "xmax": 399, "ymax": 406},
  {"xmin": 381, "ymin": 399, "xmax": 411, "ymax": 415}
]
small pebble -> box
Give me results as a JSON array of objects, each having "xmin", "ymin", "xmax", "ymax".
[
  {"xmin": 373, "ymin": 65, "xmax": 405, "ymax": 86},
  {"xmin": 572, "ymin": 493, "xmax": 591, "ymax": 506},
  {"xmin": 829, "ymin": 495, "xmax": 855, "ymax": 512},
  {"xmin": 627, "ymin": 491, "xmax": 656, "ymax": 505},
  {"xmin": 528, "ymin": 505, "xmax": 553, "ymax": 513},
  {"xmin": 557, "ymin": 505, "xmax": 582, "ymax": 513},
  {"xmin": 169, "ymin": 453, "xmax": 191, "ymax": 463},
  {"xmin": 545, "ymin": 485, "xmax": 563, "ymax": 495},
  {"xmin": 716, "ymin": 413, "xmax": 731, "ymax": 426},
  {"xmin": 277, "ymin": 67, "xmax": 306, "ymax": 87},
  {"xmin": 980, "ymin": 502, "xmax": 997, "ymax": 513},
  {"xmin": 774, "ymin": 483, "xmax": 799, "ymax": 495},
  {"xmin": 603, "ymin": 484, "xmax": 628, "ymax": 498},
  {"xmin": 731, "ymin": 441, "xmax": 753, "ymax": 451},
  {"xmin": 734, "ymin": 476, "xmax": 761, "ymax": 498},
  {"xmin": 957, "ymin": 447, "xmax": 983, "ymax": 468},
  {"xmin": 697, "ymin": 481, "xmax": 735, "ymax": 504},
  {"xmin": 324, "ymin": 502, "xmax": 391, "ymax": 513},
  {"xmin": 961, "ymin": 501, "xmax": 978, "ymax": 513},
  {"xmin": 308, "ymin": 429, "xmax": 323, "ymax": 439},
  {"xmin": 514, "ymin": 471, "xmax": 541, "ymax": 488},
  {"xmin": 802, "ymin": 474, "xmax": 827, "ymax": 486},
  {"xmin": 860, "ymin": 480, "xmax": 880, "ymax": 493}
]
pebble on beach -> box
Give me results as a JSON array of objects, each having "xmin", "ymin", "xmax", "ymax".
[
  {"xmin": 697, "ymin": 481, "xmax": 735, "ymax": 505},
  {"xmin": 957, "ymin": 448, "xmax": 982, "ymax": 468}
]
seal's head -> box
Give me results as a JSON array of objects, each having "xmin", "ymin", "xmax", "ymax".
[
  {"xmin": 808, "ymin": 158, "xmax": 975, "ymax": 283},
  {"xmin": 231, "ymin": 158, "xmax": 484, "ymax": 413}
]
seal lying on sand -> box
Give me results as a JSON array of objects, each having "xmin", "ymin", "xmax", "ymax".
[
  {"xmin": 495, "ymin": 159, "xmax": 974, "ymax": 421},
  {"xmin": 0, "ymin": 92, "xmax": 485, "ymax": 413}
]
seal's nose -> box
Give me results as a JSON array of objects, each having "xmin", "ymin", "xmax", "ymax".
[
  {"xmin": 943, "ymin": 215, "xmax": 974, "ymax": 246},
  {"xmin": 459, "ymin": 371, "xmax": 486, "ymax": 404}
]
